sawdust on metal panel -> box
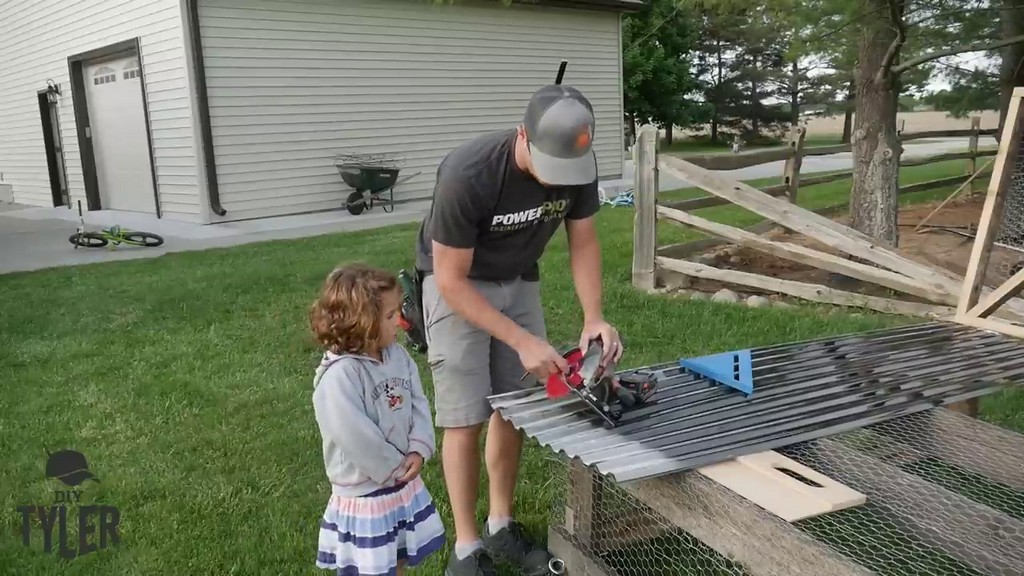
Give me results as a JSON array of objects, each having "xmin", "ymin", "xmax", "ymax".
[{"xmin": 488, "ymin": 322, "xmax": 1024, "ymax": 483}]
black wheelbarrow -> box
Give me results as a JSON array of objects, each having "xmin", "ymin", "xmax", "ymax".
[{"xmin": 335, "ymin": 153, "xmax": 420, "ymax": 215}]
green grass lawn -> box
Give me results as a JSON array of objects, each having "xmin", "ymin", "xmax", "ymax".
[{"xmin": 1, "ymin": 158, "xmax": 1021, "ymax": 575}]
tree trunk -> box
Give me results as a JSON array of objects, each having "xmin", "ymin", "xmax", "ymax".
[
  {"xmin": 711, "ymin": 40, "xmax": 723, "ymax": 143},
  {"xmin": 998, "ymin": 0, "xmax": 1024, "ymax": 140},
  {"xmin": 842, "ymin": 79, "xmax": 855, "ymax": 144},
  {"xmin": 665, "ymin": 123, "xmax": 674, "ymax": 145},
  {"xmin": 850, "ymin": 0, "xmax": 901, "ymax": 248},
  {"xmin": 751, "ymin": 54, "xmax": 760, "ymax": 139},
  {"xmin": 790, "ymin": 60, "xmax": 800, "ymax": 127}
]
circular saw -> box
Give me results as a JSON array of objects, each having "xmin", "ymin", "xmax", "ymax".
[{"xmin": 544, "ymin": 337, "xmax": 658, "ymax": 428}]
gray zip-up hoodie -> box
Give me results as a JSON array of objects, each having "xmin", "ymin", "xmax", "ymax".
[{"xmin": 311, "ymin": 342, "xmax": 436, "ymax": 497}]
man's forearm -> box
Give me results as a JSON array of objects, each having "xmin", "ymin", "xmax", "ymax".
[
  {"xmin": 436, "ymin": 276, "xmax": 533, "ymax": 349},
  {"xmin": 570, "ymin": 232, "xmax": 603, "ymax": 323}
]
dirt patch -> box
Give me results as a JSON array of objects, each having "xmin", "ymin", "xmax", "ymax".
[{"xmin": 676, "ymin": 193, "xmax": 1024, "ymax": 305}]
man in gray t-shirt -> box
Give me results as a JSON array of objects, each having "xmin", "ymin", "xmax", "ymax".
[{"xmin": 414, "ymin": 84, "xmax": 623, "ymax": 576}]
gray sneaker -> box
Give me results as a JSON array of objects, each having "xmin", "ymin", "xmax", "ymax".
[
  {"xmin": 483, "ymin": 521, "xmax": 553, "ymax": 576},
  {"xmin": 445, "ymin": 547, "xmax": 497, "ymax": 576}
]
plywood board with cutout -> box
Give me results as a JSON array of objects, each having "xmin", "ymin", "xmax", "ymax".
[{"xmin": 698, "ymin": 450, "xmax": 867, "ymax": 522}]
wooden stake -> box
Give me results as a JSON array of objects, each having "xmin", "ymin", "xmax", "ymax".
[
  {"xmin": 913, "ymin": 158, "xmax": 995, "ymax": 233},
  {"xmin": 968, "ymin": 266, "xmax": 1024, "ymax": 319},
  {"xmin": 901, "ymin": 169, "xmax": 993, "ymax": 196},
  {"xmin": 969, "ymin": 116, "xmax": 981, "ymax": 195},
  {"xmin": 954, "ymin": 312, "xmax": 1024, "ymax": 339}
]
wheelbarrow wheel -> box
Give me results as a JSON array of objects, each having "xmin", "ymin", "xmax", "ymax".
[{"xmin": 345, "ymin": 191, "xmax": 366, "ymax": 215}]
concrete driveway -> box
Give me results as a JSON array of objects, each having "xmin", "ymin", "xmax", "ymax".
[
  {"xmin": 1, "ymin": 136, "xmax": 991, "ymax": 276},
  {"xmin": 0, "ymin": 200, "xmax": 432, "ymax": 276}
]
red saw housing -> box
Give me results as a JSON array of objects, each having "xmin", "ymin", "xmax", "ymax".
[{"xmin": 546, "ymin": 347, "xmax": 586, "ymax": 399}]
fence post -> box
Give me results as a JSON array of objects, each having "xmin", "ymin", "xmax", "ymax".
[
  {"xmin": 631, "ymin": 124, "xmax": 658, "ymax": 291},
  {"xmin": 949, "ymin": 112, "xmax": 978, "ymax": 426},
  {"xmin": 968, "ymin": 116, "xmax": 980, "ymax": 195},
  {"xmin": 896, "ymin": 119, "xmax": 907, "ymax": 170},
  {"xmin": 782, "ymin": 126, "xmax": 806, "ymax": 203}
]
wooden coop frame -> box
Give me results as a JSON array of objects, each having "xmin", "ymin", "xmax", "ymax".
[
  {"xmin": 955, "ymin": 87, "xmax": 1024, "ymax": 339},
  {"xmin": 547, "ymin": 408, "xmax": 1024, "ymax": 576},
  {"xmin": 560, "ymin": 114, "xmax": 1024, "ymax": 576}
]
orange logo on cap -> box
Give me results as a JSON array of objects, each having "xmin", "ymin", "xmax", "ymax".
[{"xmin": 575, "ymin": 127, "xmax": 593, "ymax": 150}]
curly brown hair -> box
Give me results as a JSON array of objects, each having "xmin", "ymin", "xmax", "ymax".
[{"xmin": 310, "ymin": 263, "xmax": 399, "ymax": 356}]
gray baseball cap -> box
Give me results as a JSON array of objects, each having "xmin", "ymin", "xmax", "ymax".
[{"xmin": 523, "ymin": 84, "xmax": 597, "ymax": 186}]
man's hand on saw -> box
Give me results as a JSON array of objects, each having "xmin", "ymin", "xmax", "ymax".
[
  {"xmin": 579, "ymin": 319, "xmax": 623, "ymax": 366},
  {"xmin": 517, "ymin": 334, "xmax": 569, "ymax": 381}
]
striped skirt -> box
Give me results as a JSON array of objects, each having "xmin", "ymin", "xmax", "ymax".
[{"xmin": 316, "ymin": 475, "xmax": 446, "ymax": 576}]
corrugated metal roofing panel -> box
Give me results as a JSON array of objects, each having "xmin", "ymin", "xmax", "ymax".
[{"xmin": 488, "ymin": 322, "xmax": 1024, "ymax": 483}]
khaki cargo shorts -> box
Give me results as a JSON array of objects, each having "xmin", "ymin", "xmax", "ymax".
[{"xmin": 421, "ymin": 274, "xmax": 546, "ymax": 428}]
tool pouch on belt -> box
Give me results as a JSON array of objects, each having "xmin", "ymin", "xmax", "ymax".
[{"xmin": 397, "ymin": 268, "xmax": 428, "ymax": 354}]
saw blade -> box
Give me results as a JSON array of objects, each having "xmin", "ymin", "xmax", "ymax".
[
  {"xmin": 577, "ymin": 342, "xmax": 606, "ymax": 387},
  {"xmin": 569, "ymin": 384, "xmax": 620, "ymax": 428}
]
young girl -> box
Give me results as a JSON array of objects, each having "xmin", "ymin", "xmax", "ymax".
[{"xmin": 309, "ymin": 263, "xmax": 446, "ymax": 576}]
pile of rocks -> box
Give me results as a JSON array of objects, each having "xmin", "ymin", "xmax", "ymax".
[
  {"xmin": 649, "ymin": 285, "xmax": 795, "ymax": 309},
  {"xmin": 646, "ymin": 243, "xmax": 806, "ymax": 309}
]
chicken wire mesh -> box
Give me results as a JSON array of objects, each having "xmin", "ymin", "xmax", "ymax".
[
  {"xmin": 544, "ymin": 409, "xmax": 1024, "ymax": 576},
  {"xmin": 981, "ymin": 129, "xmax": 1024, "ymax": 290}
]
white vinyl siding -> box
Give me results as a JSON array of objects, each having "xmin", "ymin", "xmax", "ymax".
[
  {"xmin": 0, "ymin": 0, "xmax": 201, "ymax": 221},
  {"xmin": 198, "ymin": 0, "xmax": 624, "ymax": 222}
]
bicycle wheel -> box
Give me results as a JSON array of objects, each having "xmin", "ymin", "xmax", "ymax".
[
  {"xmin": 69, "ymin": 232, "xmax": 108, "ymax": 248},
  {"xmin": 123, "ymin": 231, "xmax": 164, "ymax": 247}
]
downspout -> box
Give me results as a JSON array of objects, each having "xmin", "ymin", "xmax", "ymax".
[{"xmin": 185, "ymin": 0, "xmax": 226, "ymax": 216}]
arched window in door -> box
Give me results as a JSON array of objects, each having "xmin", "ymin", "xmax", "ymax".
[
  {"xmin": 123, "ymin": 58, "xmax": 141, "ymax": 80},
  {"xmin": 92, "ymin": 66, "xmax": 116, "ymax": 85}
]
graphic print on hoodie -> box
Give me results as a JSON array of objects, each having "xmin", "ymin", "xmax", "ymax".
[{"xmin": 312, "ymin": 342, "xmax": 436, "ymax": 497}]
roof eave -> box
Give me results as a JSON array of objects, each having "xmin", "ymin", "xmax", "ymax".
[{"xmin": 513, "ymin": 0, "xmax": 645, "ymax": 13}]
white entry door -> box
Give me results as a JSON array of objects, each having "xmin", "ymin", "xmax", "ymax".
[{"xmin": 84, "ymin": 54, "xmax": 155, "ymax": 213}]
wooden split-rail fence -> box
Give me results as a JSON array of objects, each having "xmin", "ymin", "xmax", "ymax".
[{"xmin": 631, "ymin": 117, "xmax": 999, "ymax": 295}]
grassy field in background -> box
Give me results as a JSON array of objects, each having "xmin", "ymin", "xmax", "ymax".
[
  {"xmin": 668, "ymin": 110, "xmax": 1000, "ymax": 154},
  {"xmin": 1, "ymin": 158, "xmax": 1021, "ymax": 575},
  {"xmin": 660, "ymin": 133, "xmax": 846, "ymax": 155},
  {"xmin": 659, "ymin": 131, "xmax": 996, "ymax": 156}
]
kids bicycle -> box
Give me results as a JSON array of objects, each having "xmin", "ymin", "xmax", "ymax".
[{"xmin": 69, "ymin": 201, "xmax": 164, "ymax": 249}]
